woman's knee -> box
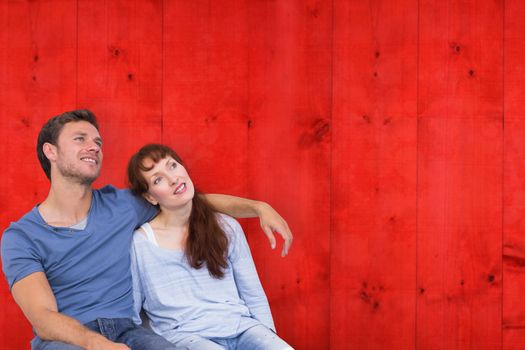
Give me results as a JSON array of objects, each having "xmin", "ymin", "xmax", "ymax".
[
  {"xmin": 174, "ymin": 335, "xmax": 225, "ymax": 350},
  {"xmin": 238, "ymin": 325, "xmax": 294, "ymax": 350}
]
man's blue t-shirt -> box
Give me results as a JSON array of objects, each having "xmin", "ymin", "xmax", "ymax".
[{"xmin": 0, "ymin": 185, "xmax": 157, "ymax": 324}]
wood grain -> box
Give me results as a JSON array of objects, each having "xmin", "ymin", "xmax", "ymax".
[
  {"xmin": 417, "ymin": 1, "xmax": 504, "ymax": 349},
  {"xmin": 331, "ymin": 1, "xmax": 418, "ymax": 349}
]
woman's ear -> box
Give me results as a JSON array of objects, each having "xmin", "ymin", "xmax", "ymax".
[{"xmin": 143, "ymin": 193, "xmax": 158, "ymax": 206}]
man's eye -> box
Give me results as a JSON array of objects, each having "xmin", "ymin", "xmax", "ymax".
[{"xmin": 75, "ymin": 137, "xmax": 84, "ymax": 141}]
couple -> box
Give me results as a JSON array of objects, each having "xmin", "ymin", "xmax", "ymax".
[{"xmin": 1, "ymin": 110, "xmax": 293, "ymax": 349}]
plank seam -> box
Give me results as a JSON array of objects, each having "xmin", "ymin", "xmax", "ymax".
[
  {"xmin": 75, "ymin": 0, "xmax": 79, "ymax": 108},
  {"xmin": 501, "ymin": 1, "xmax": 505, "ymax": 349},
  {"xmin": 161, "ymin": 0, "xmax": 165, "ymax": 142},
  {"xmin": 328, "ymin": 0, "xmax": 335, "ymax": 348},
  {"xmin": 415, "ymin": 0, "xmax": 421, "ymax": 349}
]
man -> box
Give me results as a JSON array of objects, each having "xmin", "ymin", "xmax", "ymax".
[{"xmin": 1, "ymin": 110, "xmax": 292, "ymax": 350}]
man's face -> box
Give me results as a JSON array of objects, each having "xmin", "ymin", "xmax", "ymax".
[{"xmin": 51, "ymin": 121, "xmax": 103, "ymax": 185}]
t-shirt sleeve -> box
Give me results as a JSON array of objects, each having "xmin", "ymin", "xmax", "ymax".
[
  {"xmin": 122, "ymin": 189, "xmax": 158, "ymax": 228},
  {"xmin": 1, "ymin": 227, "xmax": 44, "ymax": 289},
  {"xmin": 223, "ymin": 215, "xmax": 276, "ymax": 332}
]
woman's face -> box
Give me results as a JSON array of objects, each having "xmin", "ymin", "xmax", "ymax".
[{"xmin": 140, "ymin": 156, "xmax": 195, "ymax": 210}]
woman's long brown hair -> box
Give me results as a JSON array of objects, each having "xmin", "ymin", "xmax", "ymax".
[{"xmin": 127, "ymin": 144, "xmax": 229, "ymax": 279}]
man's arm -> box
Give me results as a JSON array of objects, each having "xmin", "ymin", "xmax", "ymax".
[
  {"xmin": 11, "ymin": 272, "xmax": 129, "ymax": 350},
  {"xmin": 202, "ymin": 194, "xmax": 293, "ymax": 257}
]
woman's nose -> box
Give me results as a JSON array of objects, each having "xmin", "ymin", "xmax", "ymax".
[{"xmin": 168, "ymin": 176, "xmax": 178, "ymax": 186}]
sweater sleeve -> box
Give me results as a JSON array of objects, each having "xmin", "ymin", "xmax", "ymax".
[
  {"xmin": 224, "ymin": 215, "xmax": 276, "ymax": 332},
  {"xmin": 130, "ymin": 232, "xmax": 145, "ymax": 326}
]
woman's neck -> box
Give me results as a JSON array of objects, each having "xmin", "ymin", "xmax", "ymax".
[
  {"xmin": 149, "ymin": 202, "xmax": 192, "ymax": 250},
  {"xmin": 153, "ymin": 201, "xmax": 192, "ymax": 230}
]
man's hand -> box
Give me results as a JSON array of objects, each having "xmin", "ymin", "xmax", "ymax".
[
  {"xmin": 86, "ymin": 335, "xmax": 130, "ymax": 350},
  {"xmin": 202, "ymin": 193, "xmax": 294, "ymax": 256},
  {"xmin": 255, "ymin": 202, "xmax": 293, "ymax": 257},
  {"xmin": 11, "ymin": 272, "xmax": 130, "ymax": 349}
]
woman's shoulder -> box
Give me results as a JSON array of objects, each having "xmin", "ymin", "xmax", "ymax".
[
  {"xmin": 132, "ymin": 224, "xmax": 151, "ymax": 244},
  {"xmin": 215, "ymin": 213, "xmax": 242, "ymax": 234}
]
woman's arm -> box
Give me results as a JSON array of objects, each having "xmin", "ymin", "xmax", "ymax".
[
  {"xmin": 202, "ymin": 194, "xmax": 293, "ymax": 257},
  {"xmin": 130, "ymin": 236, "xmax": 146, "ymax": 326},
  {"xmin": 225, "ymin": 216, "xmax": 276, "ymax": 331}
]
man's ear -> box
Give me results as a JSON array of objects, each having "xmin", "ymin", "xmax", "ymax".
[
  {"xmin": 143, "ymin": 193, "xmax": 158, "ymax": 206},
  {"xmin": 42, "ymin": 143, "xmax": 57, "ymax": 163}
]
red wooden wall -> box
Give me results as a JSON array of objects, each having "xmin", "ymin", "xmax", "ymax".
[{"xmin": 0, "ymin": 1, "xmax": 524, "ymax": 349}]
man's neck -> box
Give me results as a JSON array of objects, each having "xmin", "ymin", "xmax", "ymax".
[{"xmin": 38, "ymin": 178, "xmax": 93, "ymax": 227}]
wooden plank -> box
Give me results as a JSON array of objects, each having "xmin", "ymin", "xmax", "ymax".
[
  {"xmin": 417, "ymin": 0, "xmax": 503, "ymax": 349},
  {"xmin": 161, "ymin": 0, "xmax": 249, "ymax": 195},
  {"xmin": 77, "ymin": 0, "xmax": 163, "ymax": 188},
  {"xmin": 418, "ymin": 1, "xmax": 503, "ymax": 119},
  {"xmin": 246, "ymin": 1, "xmax": 332, "ymax": 349},
  {"xmin": 331, "ymin": 0, "xmax": 418, "ymax": 349},
  {"xmin": 503, "ymin": 0, "xmax": 525, "ymax": 348},
  {"xmin": 417, "ymin": 118, "xmax": 502, "ymax": 349},
  {"xmin": 0, "ymin": 1, "xmax": 23, "ymax": 348},
  {"xmin": 0, "ymin": 0, "xmax": 78, "ymax": 347}
]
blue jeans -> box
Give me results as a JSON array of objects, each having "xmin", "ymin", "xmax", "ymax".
[
  {"xmin": 31, "ymin": 318, "xmax": 179, "ymax": 350},
  {"xmin": 174, "ymin": 324, "xmax": 294, "ymax": 350}
]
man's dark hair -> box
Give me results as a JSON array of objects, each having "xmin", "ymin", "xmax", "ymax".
[{"xmin": 37, "ymin": 109, "xmax": 99, "ymax": 180}]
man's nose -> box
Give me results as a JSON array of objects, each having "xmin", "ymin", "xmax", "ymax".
[{"xmin": 86, "ymin": 140, "xmax": 101, "ymax": 152}]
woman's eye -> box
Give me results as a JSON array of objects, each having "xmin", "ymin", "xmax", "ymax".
[
  {"xmin": 170, "ymin": 162, "xmax": 177, "ymax": 169},
  {"xmin": 153, "ymin": 178, "xmax": 161, "ymax": 185}
]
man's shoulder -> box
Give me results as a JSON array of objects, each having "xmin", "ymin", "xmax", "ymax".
[
  {"xmin": 3, "ymin": 207, "xmax": 40, "ymax": 238},
  {"xmin": 92, "ymin": 185, "xmax": 153, "ymax": 221},
  {"xmin": 95, "ymin": 184, "xmax": 131, "ymax": 196},
  {"xmin": 1, "ymin": 209, "xmax": 43, "ymax": 254},
  {"xmin": 93, "ymin": 185, "xmax": 134, "ymax": 203}
]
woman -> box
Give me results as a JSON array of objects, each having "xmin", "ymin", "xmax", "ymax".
[{"xmin": 127, "ymin": 144, "xmax": 293, "ymax": 350}]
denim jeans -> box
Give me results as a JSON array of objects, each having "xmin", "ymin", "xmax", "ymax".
[
  {"xmin": 31, "ymin": 318, "xmax": 179, "ymax": 350},
  {"xmin": 174, "ymin": 324, "xmax": 294, "ymax": 350}
]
